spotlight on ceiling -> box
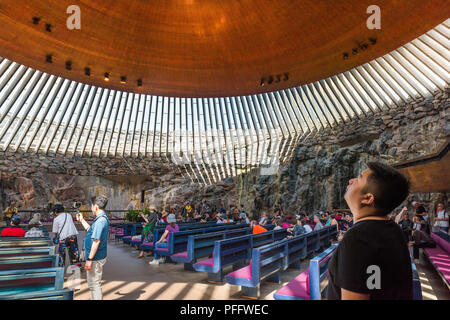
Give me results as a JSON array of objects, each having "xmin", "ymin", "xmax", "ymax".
[
  {"xmin": 120, "ymin": 76, "xmax": 127, "ymax": 84},
  {"xmin": 369, "ymin": 37, "xmax": 377, "ymax": 45},
  {"xmin": 32, "ymin": 17, "xmax": 40, "ymax": 25},
  {"xmin": 260, "ymin": 78, "xmax": 265, "ymax": 87},
  {"xmin": 104, "ymin": 72, "xmax": 110, "ymax": 81},
  {"xmin": 45, "ymin": 54, "xmax": 52, "ymax": 63},
  {"xmin": 283, "ymin": 73, "xmax": 289, "ymax": 81},
  {"xmin": 343, "ymin": 52, "xmax": 349, "ymax": 60},
  {"xmin": 65, "ymin": 60, "xmax": 72, "ymax": 71},
  {"xmin": 84, "ymin": 67, "xmax": 91, "ymax": 76},
  {"xmin": 275, "ymin": 75, "xmax": 281, "ymax": 83},
  {"xmin": 137, "ymin": 79, "xmax": 143, "ymax": 87},
  {"xmin": 360, "ymin": 43, "xmax": 368, "ymax": 51},
  {"xmin": 268, "ymin": 75, "xmax": 274, "ymax": 85},
  {"xmin": 352, "ymin": 48, "xmax": 358, "ymax": 55},
  {"xmin": 45, "ymin": 23, "xmax": 52, "ymax": 32}
]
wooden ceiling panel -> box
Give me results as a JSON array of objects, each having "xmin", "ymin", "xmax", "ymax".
[{"xmin": 0, "ymin": 0, "xmax": 448, "ymax": 97}]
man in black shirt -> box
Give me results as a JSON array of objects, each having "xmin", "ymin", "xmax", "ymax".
[{"xmin": 327, "ymin": 162, "xmax": 413, "ymax": 300}]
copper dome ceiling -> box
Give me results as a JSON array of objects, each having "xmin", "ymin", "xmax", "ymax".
[{"xmin": 0, "ymin": 0, "xmax": 449, "ymax": 97}]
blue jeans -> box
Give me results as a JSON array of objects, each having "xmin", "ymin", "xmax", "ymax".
[{"xmin": 4, "ymin": 218, "xmax": 11, "ymax": 227}]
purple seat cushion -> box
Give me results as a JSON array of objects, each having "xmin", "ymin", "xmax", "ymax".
[
  {"xmin": 226, "ymin": 262, "xmax": 252, "ymax": 280},
  {"xmin": 122, "ymin": 236, "xmax": 131, "ymax": 240},
  {"xmin": 430, "ymin": 233, "xmax": 450, "ymax": 255},
  {"xmin": 275, "ymin": 268, "xmax": 310, "ymax": 299},
  {"xmin": 172, "ymin": 251, "xmax": 188, "ymax": 258},
  {"xmin": 425, "ymin": 247, "xmax": 450, "ymax": 283},
  {"xmin": 195, "ymin": 258, "xmax": 214, "ymax": 267}
]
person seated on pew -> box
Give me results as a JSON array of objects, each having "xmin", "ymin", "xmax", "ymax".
[
  {"xmin": 159, "ymin": 210, "xmax": 168, "ymax": 223},
  {"xmin": 258, "ymin": 212, "xmax": 269, "ymax": 226},
  {"xmin": 25, "ymin": 219, "xmax": 45, "ymax": 238},
  {"xmin": 273, "ymin": 218, "xmax": 283, "ymax": 230},
  {"xmin": 408, "ymin": 229, "xmax": 436, "ymax": 263},
  {"xmin": 137, "ymin": 211, "xmax": 156, "ymax": 259},
  {"xmin": 0, "ymin": 215, "xmax": 25, "ymax": 237},
  {"xmin": 287, "ymin": 217, "xmax": 307, "ymax": 237},
  {"xmin": 250, "ymin": 220, "xmax": 267, "ymax": 234},
  {"xmin": 327, "ymin": 161, "xmax": 412, "ymax": 300},
  {"xmin": 325, "ymin": 213, "xmax": 339, "ymax": 230},
  {"xmin": 215, "ymin": 213, "xmax": 225, "ymax": 224},
  {"xmin": 412, "ymin": 216, "xmax": 422, "ymax": 232},
  {"xmin": 282, "ymin": 216, "xmax": 293, "ymax": 229},
  {"xmin": 238, "ymin": 211, "xmax": 250, "ymax": 224},
  {"xmin": 313, "ymin": 214, "xmax": 324, "ymax": 231},
  {"xmin": 150, "ymin": 213, "xmax": 179, "ymax": 265}
]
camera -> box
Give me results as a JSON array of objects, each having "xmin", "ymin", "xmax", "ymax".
[{"xmin": 73, "ymin": 202, "xmax": 82, "ymax": 209}]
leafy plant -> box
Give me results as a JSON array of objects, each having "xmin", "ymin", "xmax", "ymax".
[{"xmin": 126, "ymin": 210, "xmax": 140, "ymax": 222}]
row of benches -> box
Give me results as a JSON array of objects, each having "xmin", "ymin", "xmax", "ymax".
[{"xmin": 0, "ymin": 237, "xmax": 73, "ymax": 300}]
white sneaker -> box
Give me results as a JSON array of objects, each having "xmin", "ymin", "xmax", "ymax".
[{"xmin": 149, "ymin": 258, "xmax": 160, "ymax": 265}]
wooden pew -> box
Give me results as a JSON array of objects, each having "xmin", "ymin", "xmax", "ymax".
[
  {"xmin": 193, "ymin": 228, "xmax": 289, "ymax": 282},
  {"xmin": 0, "ymin": 246, "xmax": 57, "ymax": 259},
  {"xmin": 0, "ymin": 267, "xmax": 67, "ymax": 297},
  {"xmin": 171, "ymin": 227, "xmax": 253, "ymax": 270},
  {"xmin": 0, "ymin": 288, "xmax": 74, "ymax": 300},
  {"xmin": 225, "ymin": 226, "xmax": 337, "ymax": 298},
  {"xmin": 0, "ymin": 238, "xmax": 53, "ymax": 249},
  {"xmin": 153, "ymin": 224, "xmax": 251, "ymax": 260},
  {"xmin": 0, "ymin": 255, "xmax": 59, "ymax": 271}
]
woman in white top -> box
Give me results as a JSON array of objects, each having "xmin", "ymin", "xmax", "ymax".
[
  {"xmin": 433, "ymin": 203, "xmax": 449, "ymax": 234},
  {"xmin": 52, "ymin": 204, "xmax": 80, "ymax": 267}
]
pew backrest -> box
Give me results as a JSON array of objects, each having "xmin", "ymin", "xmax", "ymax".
[
  {"xmin": 0, "ymin": 255, "xmax": 59, "ymax": 271},
  {"xmin": 0, "ymin": 238, "xmax": 53, "ymax": 249},
  {"xmin": 0, "ymin": 267, "xmax": 65, "ymax": 296},
  {"xmin": 0, "ymin": 288, "xmax": 73, "ymax": 300},
  {"xmin": 0, "ymin": 246, "xmax": 57, "ymax": 259},
  {"xmin": 309, "ymin": 243, "xmax": 338, "ymax": 300}
]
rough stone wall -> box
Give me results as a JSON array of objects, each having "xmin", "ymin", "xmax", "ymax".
[
  {"xmin": 234, "ymin": 89, "xmax": 450, "ymax": 218},
  {"xmin": 0, "ymin": 90, "xmax": 448, "ymax": 220}
]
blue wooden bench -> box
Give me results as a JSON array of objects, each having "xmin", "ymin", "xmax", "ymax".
[
  {"xmin": 225, "ymin": 228, "xmax": 336, "ymax": 298},
  {"xmin": 130, "ymin": 222, "xmax": 220, "ymax": 247},
  {"xmin": 153, "ymin": 223, "xmax": 251, "ymax": 260},
  {"xmin": 0, "ymin": 288, "xmax": 73, "ymax": 300},
  {"xmin": 0, "ymin": 246, "xmax": 57, "ymax": 259},
  {"xmin": 193, "ymin": 228, "xmax": 289, "ymax": 282},
  {"xmin": 140, "ymin": 222, "xmax": 238, "ymax": 252},
  {"xmin": 0, "ymin": 267, "xmax": 67, "ymax": 297},
  {"xmin": 273, "ymin": 243, "xmax": 422, "ymax": 300},
  {"xmin": 272, "ymin": 242, "xmax": 338, "ymax": 300},
  {"xmin": 171, "ymin": 227, "xmax": 253, "ymax": 270},
  {"xmin": 0, "ymin": 238, "xmax": 53, "ymax": 249},
  {"xmin": 0, "ymin": 254, "xmax": 59, "ymax": 271}
]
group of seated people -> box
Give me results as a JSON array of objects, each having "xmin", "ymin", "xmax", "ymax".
[
  {"xmin": 130, "ymin": 201, "xmax": 356, "ymax": 264},
  {"xmin": 392, "ymin": 201, "xmax": 449, "ymax": 262},
  {"xmin": 0, "ymin": 213, "xmax": 46, "ymax": 238}
]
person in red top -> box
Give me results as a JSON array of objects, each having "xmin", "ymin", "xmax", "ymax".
[{"xmin": 1, "ymin": 215, "xmax": 25, "ymax": 237}]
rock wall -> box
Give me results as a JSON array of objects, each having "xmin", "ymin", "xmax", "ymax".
[
  {"xmin": 0, "ymin": 89, "xmax": 448, "ymax": 220},
  {"xmin": 234, "ymin": 89, "xmax": 450, "ymax": 218}
]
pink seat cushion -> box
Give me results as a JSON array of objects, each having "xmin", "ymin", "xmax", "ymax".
[
  {"xmin": 226, "ymin": 262, "xmax": 252, "ymax": 280},
  {"xmin": 141, "ymin": 242, "xmax": 154, "ymax": 246},
  {"xmin": 156, "ymin": 247, "xmax": 169, "ymax": 252},
  {"xmin": 172, "ymin": 251, "xmax": 188, "ymax": 258},
  {"xmin": 195, "ymin": 258, "xmax": 214, "ymax": 266},
  {"xmin": 275, "ymin": 268, "xmax": 310, "ymax": 299}
]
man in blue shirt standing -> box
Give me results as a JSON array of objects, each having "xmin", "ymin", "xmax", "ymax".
[{"xmin": 76, "ymin": 195, "xmax": 109, "ymax": 300}]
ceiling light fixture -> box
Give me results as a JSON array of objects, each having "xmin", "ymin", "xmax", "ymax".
[
  {"xmin": 137, "ymin": 79, "xmax": 142, "ymax": 87},
  {"xmin": 104, "ymin": 72, "xmax": 110, "ymax": 81},
  {"xmin": 65, "ymin": 60, "xmax": 72, "ymax": 71},
  {"xmin": 84, "ymin": 67, "xmax": 91, "ymax": 76},
  {"xmin": 120, "ymin": 76, "xmax": 127, "ymax": 84},
  {"xmin": 45, "ymin": 23, "xmax": 52, "ymax": 32},
  {"xmin": 32, "ymin": 17, "xmax": 40, "ymax": 25},
  {"xmin": 45, "ymin": 54, "xmax": 52, "ymax": 63}
]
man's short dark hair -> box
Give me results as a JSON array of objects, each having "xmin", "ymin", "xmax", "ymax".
[
  {"xmin": 363, "ymin": 162, "xmax": 410, "ymax": 215},
  {"xmin": 91, "ymin": 195, "xmax": 108, "ymax": 210}
]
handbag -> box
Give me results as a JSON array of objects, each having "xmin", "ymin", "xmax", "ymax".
[{"xmin": 53, "ymin": 213, "xmax": 68, "ymax": 244}]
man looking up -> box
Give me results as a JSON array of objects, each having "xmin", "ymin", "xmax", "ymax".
[
  {"xmin": 77, "ymin": 195, "xmax": 109, "ymax": 300},
  {"xmin": 327, "ymin": 162, "xmax": 412, "ymax": 300}
]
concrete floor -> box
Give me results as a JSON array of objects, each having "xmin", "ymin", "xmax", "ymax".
[{"xmin": 61, "ymin": 234, "xmax": 450, "ymax": 300}]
